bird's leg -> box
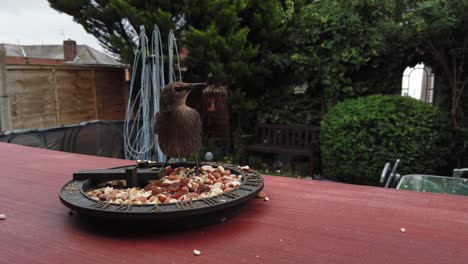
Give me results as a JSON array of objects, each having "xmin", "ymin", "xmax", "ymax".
[
  {"xmin": 195, "ymin": 154, "xmax": 200, "ymax": 175},
  {"xmin": 158, "ymin": 157, "xmax": 172, "ymax": 178},
  {"xmin": 189, "ymin": 154, "xmax": 201, "ymax": 177}
]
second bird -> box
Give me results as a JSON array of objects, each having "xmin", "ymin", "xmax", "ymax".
[{"xmin": 155, "ymin": 82, "xmax": 207, "ymax": 160}]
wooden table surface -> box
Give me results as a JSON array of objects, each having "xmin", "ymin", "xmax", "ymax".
[{"xmin": 1, "ymin": 142, "xmax": 468, "ymax": 264}]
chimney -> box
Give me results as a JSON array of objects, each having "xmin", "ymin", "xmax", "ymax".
[{"xmin": 63, "ymin": 40, "xmax": 77, "ymax": 61}]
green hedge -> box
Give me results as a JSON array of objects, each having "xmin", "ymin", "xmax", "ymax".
[{"xmin": 321, "ymin": 95, "xmax": 450, "ymax": 185}]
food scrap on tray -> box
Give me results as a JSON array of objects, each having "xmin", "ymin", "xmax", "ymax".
[{"xmin": 86, "ymin": 165, "xmax": 242, "ymax": 205}]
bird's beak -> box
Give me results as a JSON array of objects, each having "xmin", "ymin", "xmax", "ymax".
[{"xmin": 188, "ymin": 83, "xmax": 208, "ymax": 91}]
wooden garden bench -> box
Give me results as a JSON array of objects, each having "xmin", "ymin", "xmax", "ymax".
[{"xmin": 245, "ymin": 123, "xmax": 320, "ymax": 175}]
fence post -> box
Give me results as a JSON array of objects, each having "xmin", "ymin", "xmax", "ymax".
[
  {"xmin": 51, "ymin": 67, "xmax": 61, "ymax": 126},
  {"xmin": 0, "ymin": 47, "xmax": 12, "ymax": 131}
]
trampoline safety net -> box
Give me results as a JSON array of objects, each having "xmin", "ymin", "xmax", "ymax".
[{"xmin": 0, "ymin": 120, "xmax": 125, "ymax": 159}]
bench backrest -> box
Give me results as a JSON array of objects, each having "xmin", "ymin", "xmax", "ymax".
[{"xmin": 254, "ymin": 124, "xmax": 320, "ymax": 148}]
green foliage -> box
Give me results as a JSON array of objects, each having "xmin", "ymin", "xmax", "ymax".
[
  {"xmin": 247, "ymin": 155, "xmax": 264, "ymax": 171},
  {"xmin": 48, "ymin": 0, "xmax": 468, "ymax": 169},
  {"xmin": 239, "ymin": 0, "xmax": 305, "ymax": 97},
  {"xmin": 232, "ymin": 128, "xmax": 246, "ymax": 164},
  {"xmin": 228, "ymin": 88, "xmax": 258, "ymax": 133},
  {"xmin": 257, "ymin": 92, "xmax": 321, "ymax": 126},
  {"xmin": 228, "ymin": 88, "xmax": 257, "ymax": 114},
  {"xmin": 183, "ymin": 0, "xmax": 257, "ymax": 84},
  {"xmin": 402, "ymin": 0, "xmax": 468, "ymax": 167},
  {"xmin": 47, "ymin": 0, "xmax": 416, "ymax": 100},
  {"xmin": 48, "ymin": 0, "xmax": 256, "ymax": 84},
  {"xmin": 48, "ymin": 0, "xmax": 185, "ymax": 62},
  {"xmin": 246, "ymin": 154, "xmax": 310, "ymax": 177},
  {"xmin": 283, "ymin": 0, "xmax": 412, "ymax": 102},
  {"xmin": 194, "ymin": 137, "xmax": 225, "ymax": 163},
  {"xmin": 405, "ymin": 0, "xmax": 468, "ymax": 130},
  {"xmin": 321, "ymin": 95, "xmax": 450, "ymax": 185}
]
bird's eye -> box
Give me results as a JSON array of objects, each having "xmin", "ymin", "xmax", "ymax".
[{"xmin": 174, "ymin": 86, "xmax": 184, "ymax": 92}]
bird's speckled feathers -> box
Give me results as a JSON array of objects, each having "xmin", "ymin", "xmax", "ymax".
[{"xmin": 154, "ymin": 82, "xmax": 205, "ymax": 158}]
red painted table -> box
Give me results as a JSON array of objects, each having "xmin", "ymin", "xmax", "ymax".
[{"xmin": 1, "ymin": 142, "xmax": 468, "ymax": 264}]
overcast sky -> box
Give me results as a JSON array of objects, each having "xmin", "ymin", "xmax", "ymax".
[{"xmin": 0, "ymin": 0, "xmax": 103, "ymax": 52}]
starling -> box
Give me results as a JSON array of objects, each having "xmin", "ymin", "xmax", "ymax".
[{"xmin": 155, "ymin": 82, "xmax": 207, "ymax": 160}]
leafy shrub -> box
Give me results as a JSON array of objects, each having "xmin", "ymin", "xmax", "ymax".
[
  {"xmin": 257, "ymin": 92, "xmax": 321, "ymax": 126},
  {"xmin": 321, "ymin": 95, "xmax": 450, "ymax": 185},
  {"xmin": 193, "ymin": 137, "xmax": 225, "ymax": 162}
]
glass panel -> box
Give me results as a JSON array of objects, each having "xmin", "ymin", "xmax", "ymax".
[{"xmin": 397, "ymin": 175, "xmax": 468, "ymax": 196}]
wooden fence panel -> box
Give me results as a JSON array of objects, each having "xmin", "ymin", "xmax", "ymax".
[
  {"xmin": 94, "ymin": 69, "xmax": 126, "ymax": 121},
  {"xmin": 11, "ymin": 113, "xmax": 57, "ymax": 130},
  {"xmin": 7, "ymin": 69, "xmax": 58, "ymax": 128},
  {"xmin": 4, "ymin": 65, "xmax": 126, "ymax": 130},
  {"xmin": 0, "ymin": 49, "xmax": 11, "ymax": 131},
  {"xmin": 55, "ymin": 69, "xmax": 96, "ymax": 125}
]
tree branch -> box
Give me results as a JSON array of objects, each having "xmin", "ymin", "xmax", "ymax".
[
  {"xmin": 118, "ymin": 20, "xmax": 134, "ymax": 47},
  {"xmin": 426, "ymin": 40, "xmax": 454, "ymax": 87},
  {"xmin": 454, "ymin": 77, "xmax": 468, "ymax": 117},
  {"xmin": 450, "ymin": 35, "xmax": 468, "ymax": 128},
  {"xmin": 457, "ymin": 34, "xmax": 468, "ymax": 84}
]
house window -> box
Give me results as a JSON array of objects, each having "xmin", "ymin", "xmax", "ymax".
[{"xmin": 401, "ymin": 63, "xmax": 435, "ymax": 103}]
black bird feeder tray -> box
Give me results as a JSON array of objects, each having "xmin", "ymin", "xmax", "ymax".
[{"xmin": 59, "ymin": 161, "xmax": 264, "ymax": 228}]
